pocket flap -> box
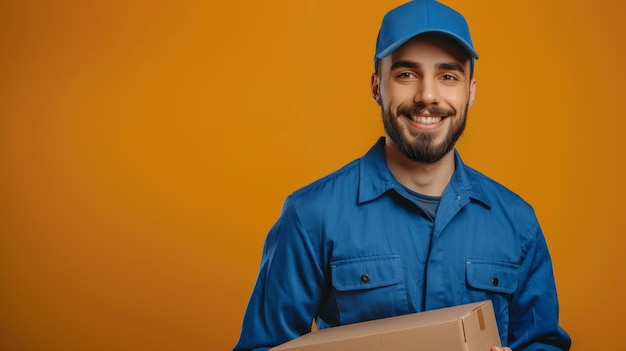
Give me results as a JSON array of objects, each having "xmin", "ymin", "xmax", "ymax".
[
  {"xmin": 331, "ymin": 255, "xmax": 402, "ymax": 292},
  {"xmin": 466, "ymin": 259, "xmax": 518, "ymax": 294}
]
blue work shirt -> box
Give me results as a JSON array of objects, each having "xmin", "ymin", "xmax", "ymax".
[{"xmin": 234, "ymin": 138, "xmax": 571, "ymax": 350}]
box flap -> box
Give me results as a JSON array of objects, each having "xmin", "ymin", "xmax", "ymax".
[
  {"xmin": 271, "ymin": 301, "xmax": 500, "ymax": 351},
  {"xmin": 461, "ymin": 300, "xmax": 502, "ymax": 350}
]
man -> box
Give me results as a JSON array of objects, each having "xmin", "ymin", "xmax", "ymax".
[{"xmin": 234, "ymin": 1, "xmax": 571, "ymax": 350}]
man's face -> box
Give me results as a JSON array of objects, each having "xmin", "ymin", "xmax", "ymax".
[{"xmin": 371, "ymin": 33, "xmax": 476, "ymax": 164}]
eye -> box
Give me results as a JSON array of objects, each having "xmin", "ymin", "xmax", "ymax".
[
  {"xmin": 396, "ymin": 72, "xmax": 416, "ymax": 80},
  {"xmin": 440, "ymin": 74, "xmax": 458, "ymax": 81}
]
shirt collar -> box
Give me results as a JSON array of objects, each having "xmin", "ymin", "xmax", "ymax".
[{"xmin": 358, "ymin": 137, "xmax": 491, "ymax": 208}]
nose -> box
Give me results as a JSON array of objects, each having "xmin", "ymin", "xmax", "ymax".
[{"xmin": 415, "ymin": 78, "xmax": 439, "ymax": 105}]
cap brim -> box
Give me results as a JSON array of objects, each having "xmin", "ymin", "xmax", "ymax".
[{"xmin": 376, "ymin": 30, "xmax": 479, "ymax": 61}]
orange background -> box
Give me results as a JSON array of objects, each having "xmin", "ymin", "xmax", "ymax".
[{"xmin": 1, "ymin": 0, "xmax": 624, "ymax": 350}]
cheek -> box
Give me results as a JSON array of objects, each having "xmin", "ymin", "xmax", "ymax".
[
  {"xmin": 448, "ymin": 89, "xmax": 471, "ymax": 110},
  {"xmin": 382, "ymin": 84, "xmax": 415, "ymax": 107}
]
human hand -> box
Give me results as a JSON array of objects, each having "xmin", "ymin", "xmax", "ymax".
[{"xmin": 490, "ymin": 347, "xmax": 512, "ymax": 351}]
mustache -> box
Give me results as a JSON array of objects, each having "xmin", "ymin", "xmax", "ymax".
[{"xmin": 397, "ymin": 103, "xmax": 454, "ymax": 117}]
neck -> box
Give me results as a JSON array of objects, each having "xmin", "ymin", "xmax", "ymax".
[{"xmin": 384, "ymin": 140, "xmax": 456, "ymax": 196}]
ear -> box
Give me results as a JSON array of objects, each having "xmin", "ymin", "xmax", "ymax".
[
  {"xmin": 371, "ymin": 73, "xmax": 382, "ymax": 106},
  {"xmin": 468, "ymin": 78, "xmax": 477, "ymax": 108}
]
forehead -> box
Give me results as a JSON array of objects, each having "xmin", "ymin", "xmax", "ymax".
[{"xmin": 383, "ymin": 33, "xmax": 471, "ymax": 68}]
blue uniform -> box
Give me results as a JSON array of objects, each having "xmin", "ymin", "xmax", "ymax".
[{"xmin": 234, "ymin": 138, "xmax": 570, "ymax": 350}]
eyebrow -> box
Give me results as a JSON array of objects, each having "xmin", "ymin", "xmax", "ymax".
[
  {"xmin": 390, "ymin": 60, "xmax": 420, "ymax": 71},
  {"xmin": 389, "ymin": 60, "xmax": 466, "ymax": 74},
  {"xmin": 436, "ymin": 62, "xmax": 466, "ymax": 74}
]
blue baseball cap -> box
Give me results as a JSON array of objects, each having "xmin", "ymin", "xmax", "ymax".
[{"xmin": 374, "ymin": 0, "xmax": 478, "ymax": 70}]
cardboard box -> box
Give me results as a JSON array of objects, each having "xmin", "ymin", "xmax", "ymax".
[{"xmin": 271, "ymin": 300, "xmax": 500, "ymax": 351}]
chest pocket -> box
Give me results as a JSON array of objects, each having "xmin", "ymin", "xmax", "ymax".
[
  {"xmin": 465, "ymin": 259, "xmax": 519, "ymax": 294},
  {"xmin": 330, "ymin": 255, "xmax": 409, "ymax": 324},
  {"xmin": 465, "ymin": 259, "xmax": 519, "ymax": 344}
]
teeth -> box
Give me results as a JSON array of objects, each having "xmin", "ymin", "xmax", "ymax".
[{"xmin": 410, "ymin": 115, "xmax": 442, "ymax": 124}]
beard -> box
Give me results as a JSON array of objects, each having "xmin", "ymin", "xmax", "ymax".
[{"xmin": 382, "ymin": 103, "xmax": 468, "ymax": 164}]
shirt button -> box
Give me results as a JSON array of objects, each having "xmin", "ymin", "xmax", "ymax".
[
  {"xmin": 361, "ymin": 274, "xmax": 370, "ymax": 283},
  {"xmin": 492, "ymin": 277, "xmax": 499, "ymax": 286}
]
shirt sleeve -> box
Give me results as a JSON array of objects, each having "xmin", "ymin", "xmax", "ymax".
[
  {"xmin": 507, "ymin": 219, "xmax": 571, "ymax": 350},
  {"xmin": 233, "ymin": 196, "xmax": 327, "ymax": 351}
]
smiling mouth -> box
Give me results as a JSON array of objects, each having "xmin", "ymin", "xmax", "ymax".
[
  {"xmin": 408, "ymin": 115, "xmax": 444, "ymax": 124},
  {"xmin": 398, "ymin": 104, "xmax": 453, "ymax": 126}
]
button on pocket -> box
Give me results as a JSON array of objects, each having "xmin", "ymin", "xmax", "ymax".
[
  {"xmin": 466, "ymin": 259, "xmax": 518, "ymax": 294},
  {"xmin": 330, "ymin": 255, "xmax": 409, "ymax": 324},
  {"xmin": 331, "ymin": 255, "xmax": 403, "ymax": 291}
]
